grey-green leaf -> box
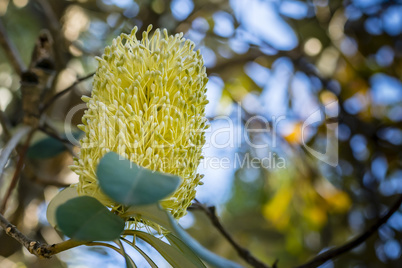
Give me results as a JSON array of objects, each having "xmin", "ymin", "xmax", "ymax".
[
  {"xmin": 116, "ymin": 239, "xmax": 136, "ymax": 268},
  {"xmin": 47, "ymin": 187, "xmax": 79, "ymax": 229},
  {"xmin": 121, "ymin": 203, "xmax": 173, "ymax": 232},
  {"xmin": 124, "ymin": 204, "xmax": 241, "ymax": 268},
  {"xmin": 131, "ymin": 230, "xmax": 200, "ymax": 268},
  {"xmin": 56, "ymin": 196, "xmax": 125, "ymax": 241},
  {"xmin": 133, "ymin": 244, "xmax": 158, "ymax": 268},
  {"xmin": 167, "ymin": 213, "xmax": 243, "ymax": 268},
  {"xmin": 166, "ymin": 233, "xmax": 206, "ymax": 268},
  {"xmin": 27, "ymin": 136, "xmax": 67, "ymax": 159},
  {"xmin": 96, "ymin": 152, "xmax": 181, "ymax": 206},
  {"xmin": 27, "ymin": 131, "xmax": 82, "ymax": 159}
]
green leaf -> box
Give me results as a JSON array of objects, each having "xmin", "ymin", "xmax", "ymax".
[
  {"xmin": 130, "ymin": 230, "xmax": 200, "ymax": 268},
  {"xmin": 96, "ymin": 152, "xmax": 181, "ymax": 206},
  {"xmin": 121, "ymin": 203, "xmax": 173, "ymax": 232},
  {"xmin": 116, "ymin": 239, "xmax": 136, "ymax": 268},
  {"xmin": 167, "ymin": 213, "xmax": 243, "ymax": 268},
  {"xmin": 27, "ymin": 136, "xmax": 66, "ymax": 159},
  {"xmin": 133, "ymin": 244, "xmax": 158, "ymax": 268},
  {"xmin": 27, "ymin": 131, "xmax": 82, "ymax": 159},
  {"xmin": 166, "ymin": 233, "xmax": 206, "ymax": 268},
  {"xmin": 124, "ymin": 205, "xmax": 240, "ymax": 268},
  {"xmin": 56, "ymin": 196, "xmax": 125, "ymax": 241},
  {"xmin": 46, "ymin": 187, "xmax": 79, "ymax": 229}
]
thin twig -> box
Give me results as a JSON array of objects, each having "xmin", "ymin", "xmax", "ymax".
[
  {"xmin": 41, "ymin": 72, "xmax": 95, "ymax": 113},
  {"xmin": 295, "ymin": 194, "xmax": 402, "ymax": 268},
  {"xmin": 0, "ymin": 211, "xmax": 85, "ymax": 257},
  {"xmin": 0, "ymin": 18, "xmax": 26, "ymax": 75},
  {"xmin": 190, "ymin": 200, "xmax": 269, "ymax": 268},
  {"xmin": 0, "ymin": 129, "xmax": 36, "ymax": 213}
]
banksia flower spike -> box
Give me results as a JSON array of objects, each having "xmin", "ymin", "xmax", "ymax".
[{"xmin": 71, "ymin": 25, "xmax": 209, "ymax": 225}]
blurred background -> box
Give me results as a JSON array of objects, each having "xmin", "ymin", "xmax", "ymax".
[{"xmin": 0, "ymin": 0, "xmax": 402, "ymax": 267}]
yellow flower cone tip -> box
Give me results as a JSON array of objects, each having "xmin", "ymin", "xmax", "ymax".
[{"xmin": 71, "ymin": 25, "xmax": 209, "ymax": 221}]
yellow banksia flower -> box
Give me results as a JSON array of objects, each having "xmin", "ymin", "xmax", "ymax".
[{"xmin": 71, "ymin": 25, "xmax": 209, "ymax": 224}]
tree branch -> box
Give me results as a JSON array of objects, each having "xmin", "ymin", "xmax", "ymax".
[
  {"xmin": 0, "ymin": 211, "xmax": 132, "ymax": 259},
  {"xmin": 295, "ymin": 194, "xmax": 402, "ymax": 268},
  {"xmin": 21, "ymin": 30, "xmax": 56, "ymax": 128},
  {"xmin": 40, "ymin": 72, "xmax": 95, "ymax": 113},
  {"xmin": 0, "ymin": 18, "xmax": 26, "ymax": 76},
  {"xmin": 190, "ymin": 200, "xmax": 269, "ymax": 268},
  {"xmin": 0, "ymin": 211, "xmax": 86, "ymax": 258}
]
